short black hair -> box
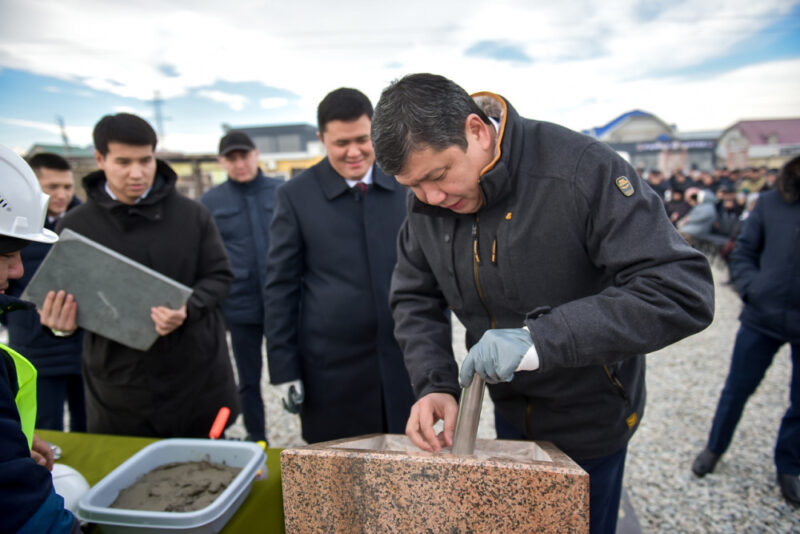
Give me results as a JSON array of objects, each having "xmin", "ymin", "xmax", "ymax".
[
  {"xmin": 27, "ymin": 152, "xmax": 71, "ymax": 173},
  {"xmin": 371, "ymin": 73, "xmax": 490, "ymax": 176},
  {"xmin": 93, "ymin": 113, "xmax": 157, "ymax": 156},
  {"xmin": 0, "ymin": 236, "xmax": 31, "ymax": 255},
  {"xmin": 317, "ymin": 88, "xmax": 373, "ymax": 132}
]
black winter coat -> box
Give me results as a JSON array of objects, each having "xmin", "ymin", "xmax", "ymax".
[
  {"xmin": 0, "ymin": 294, "xmax": 58, "ymax": 533},
  {"xmin": 56, "ymin": 162, "xmax": 239, "ymax": 438},
  {"xmin": 264, "ymin": 159, "xmax": 416, "ymax": 443},
  {"xmin": 391, "ymin": 94, "xmax": 715, "ymax": 460},
  {"xmin": 731, "ymin": 189, "xmax": 800, "ymax": 343},
  {"xmin": 3, "ymin": 197, "xmax": 84, "ymax": 376}
]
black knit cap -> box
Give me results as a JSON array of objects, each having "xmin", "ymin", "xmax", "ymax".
[{"xmin": 218, "ymin": 131, "xmax": 256, "ymax": 156}]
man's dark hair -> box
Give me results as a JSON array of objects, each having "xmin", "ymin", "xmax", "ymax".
[
  {"xmin": 93, "ymin": 113, "xmax": 157, "ymax": 156},
  {"xmin": 372, "ymin": 73, "xmax": 490, "ymax": 176},
  {"xmin": 777, "ymin": 154, "xmax": 800, "ymax": 204},
  {"xmin": 317, "ymin": 88, "xmax": 373, "ymax": 132},
  {"xmin": 27, "ymin": 152, "xmax": 71, "ymax": 173}
]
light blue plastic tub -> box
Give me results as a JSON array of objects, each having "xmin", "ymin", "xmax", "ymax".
[{"xmin": 77, "ymin": 439, "xmax": 266, "ymax": 533}]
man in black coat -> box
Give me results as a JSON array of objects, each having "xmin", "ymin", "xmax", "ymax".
[
  {"xmin": 264, "ymin": 88, "xmax": 416, "ymax": 444},
  {"xmin": 38, "ymin": 113, "xmax": 239, "ymax": 438},
  {"xmin": 2, "ymin": 153, "xmax": 85, "ymax": 432},
  {"xmin": 692, "ymin": 155, "xmax": 800, "ymax": 505},
  {"xmin": 371, "ymin": 74, "xmax": 714, "ymax": 534}
]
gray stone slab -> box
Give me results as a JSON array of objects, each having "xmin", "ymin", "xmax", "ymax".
[{"xmin": 21, "ymin": 229, "xmax": 192, "ymax": 351}]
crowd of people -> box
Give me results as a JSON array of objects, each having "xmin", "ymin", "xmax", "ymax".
[
  {"xmin": 0, "ymin": 73, "xmax": 795, "ymax": 533},
  {"xmin": 645, "ymin": 166, "xmax": 778, "ymax": 270}
]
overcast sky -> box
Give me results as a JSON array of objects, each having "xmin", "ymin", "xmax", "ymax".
[{"xmin": 1, "ymin": 0, "xmax": 799, "ymax": 154}]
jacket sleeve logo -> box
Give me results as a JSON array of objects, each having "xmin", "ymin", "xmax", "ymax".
[{"xmin": 615, "ymin": 176, "xmax": 634, "ymax": 197}]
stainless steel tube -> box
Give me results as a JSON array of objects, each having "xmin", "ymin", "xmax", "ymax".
[{"xmin": 452, "ymin": 374, "xmax": 485, "ymax": 455}]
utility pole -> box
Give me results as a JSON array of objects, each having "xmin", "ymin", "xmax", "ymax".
[
  {"xmin": 152, "ymin": 91, "xmax": 168, "ymax": 150},
  {"xmin": 56, "ymin": 115, "xmax": 70, "ymax": 156}
]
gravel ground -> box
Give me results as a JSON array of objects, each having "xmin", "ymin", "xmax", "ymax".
[
  {"xmin": 223, "ymin": 261, "xmax": 799, "ymax": 532},
  {"xmin": 624, "ymin": 264, "xmax": 799, "ymax": 533}
]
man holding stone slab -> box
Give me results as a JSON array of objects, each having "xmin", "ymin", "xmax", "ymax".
[{"xmin": 38, "ymin": 113, "xmax": 239, "ymax": 439}]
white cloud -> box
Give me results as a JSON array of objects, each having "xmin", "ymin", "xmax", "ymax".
[
  {"xmin": 196, "ymin": 90, "xmax": 248, "ymax": 111},
  {"xmin": 0, "ymin": 117, "xmax": 93, "ymax": 145},
  {"xmin": 161, "ymin": 130, "xmax": 219, "ymax": 154},
  {"xmin": 260, "ymin": 97, "xmax": 288, "ymax": 110},
  {"xmin": 0, "ymin": 117, "xmax": 60, "ymax": 134},
  {"xmin": 0, "ymin": 0, "xmax": 797, "ymax": 152}
]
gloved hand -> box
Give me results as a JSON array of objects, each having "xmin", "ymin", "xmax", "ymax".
[
  {"xmin": 276, "ymin": 380, "xmax": 305, "ymax": 414},
  {"xmin": 459, "ymin": 328, "xmax": 535, "ymax": 387}
]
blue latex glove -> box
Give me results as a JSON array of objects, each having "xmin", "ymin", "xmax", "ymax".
[
  {"xmin": 459, "ymin": 328, "xmax": 534, "ymax": 387},
  {"xmin": 276, "ymin": 380, "xmax": 305, "ymax": 414}
]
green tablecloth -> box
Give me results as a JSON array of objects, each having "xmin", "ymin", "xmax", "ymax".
[{"xmin": 37, "ymin": 430, "xmax": 286, "ymax": 533}]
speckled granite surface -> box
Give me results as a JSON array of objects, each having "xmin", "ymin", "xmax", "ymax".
[{"xmin": 281, "ymin": 434, "xmax": 588, "ymax": 533}]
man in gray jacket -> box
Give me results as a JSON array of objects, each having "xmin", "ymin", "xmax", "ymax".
[{"xmin": 371, "ymin": 74, "xmax": 714, "ymax": 534}]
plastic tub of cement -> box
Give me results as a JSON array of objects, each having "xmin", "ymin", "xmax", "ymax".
[{"xmin": 76, "ymin": 438, "xmax": 266, "ymax": 534}]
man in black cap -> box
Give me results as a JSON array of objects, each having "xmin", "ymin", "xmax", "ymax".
[{"xmin": 200, "ymin": 131, "xmax": 283, "ymax": 443}]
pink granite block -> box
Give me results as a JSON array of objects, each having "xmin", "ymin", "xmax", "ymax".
[{"xmin": 281, "ymin": 434, "xmax": 589, "ymax": 533}]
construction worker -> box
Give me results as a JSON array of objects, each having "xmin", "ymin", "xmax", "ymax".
[{"xmin": 0, "ymin": 144, "xmax": 79, "ymax": 533}]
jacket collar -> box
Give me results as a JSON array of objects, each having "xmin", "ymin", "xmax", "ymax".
[
  {"xmin": 0, "ymin": 293, "xmax": 34, "ymax": 316},
  {"xmin": 83, "ymin": 160, "xmax": 178, "ymax": 221},
  {"xmin": 227, "ymin": 169, "xmax": 269, "ymax": 191},
  {"xmin": 317, "ymin": 158, "xmax": 397, "ymax": 200},
  {"xmin": 45, "ymin": 196, "xmax": 82, "ymax": 230}
]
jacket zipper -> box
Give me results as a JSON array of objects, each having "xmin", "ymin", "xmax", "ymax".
[
  {"xmin": 603, "ymin": 365, "xmax": 629, "ymax": 402},
  {"xmin": 475, "ymin": 215, "xmax": 532, "ymax": 433},
  {"xmin": 472, "ymin": 215, "xmax": 495, "ymax": 330}
]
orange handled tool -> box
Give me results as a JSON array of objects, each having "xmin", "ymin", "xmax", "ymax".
[{"xmin": 209, "ymin": 406, "xmax": 231, "ymax": 439}]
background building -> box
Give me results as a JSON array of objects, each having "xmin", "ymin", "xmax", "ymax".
[
  {"xmin": 584, "ymin": 110, "xmax": 719, "ymax": 174},
  {"xmin": 716, "ymin": 118, "xmax": 800, "ymax": 170}
]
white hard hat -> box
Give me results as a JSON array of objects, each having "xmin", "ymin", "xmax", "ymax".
[{"xmin": 0, "ymin": 144, "xmax": 59, "ymax": 244}]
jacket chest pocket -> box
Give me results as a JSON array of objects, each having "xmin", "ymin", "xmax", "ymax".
[
  {"xmin": 494, "ymin": 222, "xmax": 527, "ymax": 309},
  {"xmin": 211, "ymin": 208, "xmax": 248, "ymax": 241},
  {"xmin": 495, "ymin": 217, "xmax": 590, "ymax": 310},
  {"xmin": 423, "ymin": 230, "xmax": 464, "ymax": 310},
  {"xmin": 253, "ymin": 196, "xmax": 276, "ymax": 232}
]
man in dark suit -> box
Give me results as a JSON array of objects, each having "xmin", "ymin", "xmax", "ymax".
[{"xmin": 264, "ymin": 87, "xmax": 416, "ymax": 443}]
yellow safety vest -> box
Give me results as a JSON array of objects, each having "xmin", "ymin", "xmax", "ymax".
[{"xmin": 2, "ymin": 343, "xmax": 37, "ymax": 449}]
